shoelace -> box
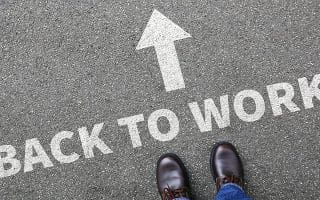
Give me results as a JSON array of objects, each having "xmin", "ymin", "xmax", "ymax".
[
  {"xmin": 162, "ymin": 185, "xmax": 189, "ymax": 200},
  {"xmin": 216, "ymin": 175, "xmax": 243, "ymax": 191}
]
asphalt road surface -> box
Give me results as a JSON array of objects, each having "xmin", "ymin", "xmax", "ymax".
[{"xmin": 0, "ymin": 0, "xmax": 319, "ymax": 199}]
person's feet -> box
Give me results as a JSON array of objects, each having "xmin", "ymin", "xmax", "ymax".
[
  {"xmin": 156, "ymin": 153, "xmax": 192, "ymax": 200},
  {"xmin": 210, "ymin": 141, "xmax": 244, "ymax": 191}
]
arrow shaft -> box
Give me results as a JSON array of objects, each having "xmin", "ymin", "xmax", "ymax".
[{"xmin": 154, "ymin": 43, "xmax": 185, "ymax": 92}]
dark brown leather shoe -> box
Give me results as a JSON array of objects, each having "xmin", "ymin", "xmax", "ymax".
[
  {"xmin": 210, "ymin": 141, "xmax": 244, "ymax": 191},
  {"xmin": 156, "ymin": 153, "xmax": 192, "ymax": 200}
]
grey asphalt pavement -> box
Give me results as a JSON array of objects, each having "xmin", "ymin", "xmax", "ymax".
[{"xmin": 0, "ymin": 0, "xmax": 319, "ymax": 199}]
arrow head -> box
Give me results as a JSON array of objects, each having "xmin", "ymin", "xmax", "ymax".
[{"xmin": 136, "ymin": 9, "xmax": 191, "ymax": 50}]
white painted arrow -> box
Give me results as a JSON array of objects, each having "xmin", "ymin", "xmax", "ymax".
[{"xmin": 136, "ymin": 9, "xmax": 192, "ymax": 92}]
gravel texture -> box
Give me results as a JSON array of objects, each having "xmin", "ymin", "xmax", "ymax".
[{"xmin": 0, "ymin": 0, "xmax": 319, "ymax": 199}]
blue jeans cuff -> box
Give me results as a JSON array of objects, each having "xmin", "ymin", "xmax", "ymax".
[{"xmin": 221, "ymin": 183, "xmax": 244, "ymax": 192}]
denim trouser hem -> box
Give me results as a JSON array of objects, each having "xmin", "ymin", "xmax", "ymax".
[
  {"xmin": 215, "ymin": 184, "xmax": 252, "ymax": 200},
  {"xmin": 174, "ymin": 184, "xmax": 252, "ymax": 200}
]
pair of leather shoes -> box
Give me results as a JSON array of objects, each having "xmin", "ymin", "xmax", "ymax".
[{"xmin": 156, "ymin": 142, "xmax": 244, "ymax": 200}]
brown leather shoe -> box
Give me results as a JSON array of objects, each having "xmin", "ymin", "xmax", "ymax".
[
  {"xmin": 156, "ymin": 153, "xmax": 192, "ymax": 200},
  {"xmin": 210, "ymin": 142, "xmax": 244, "ymax": 191}
]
